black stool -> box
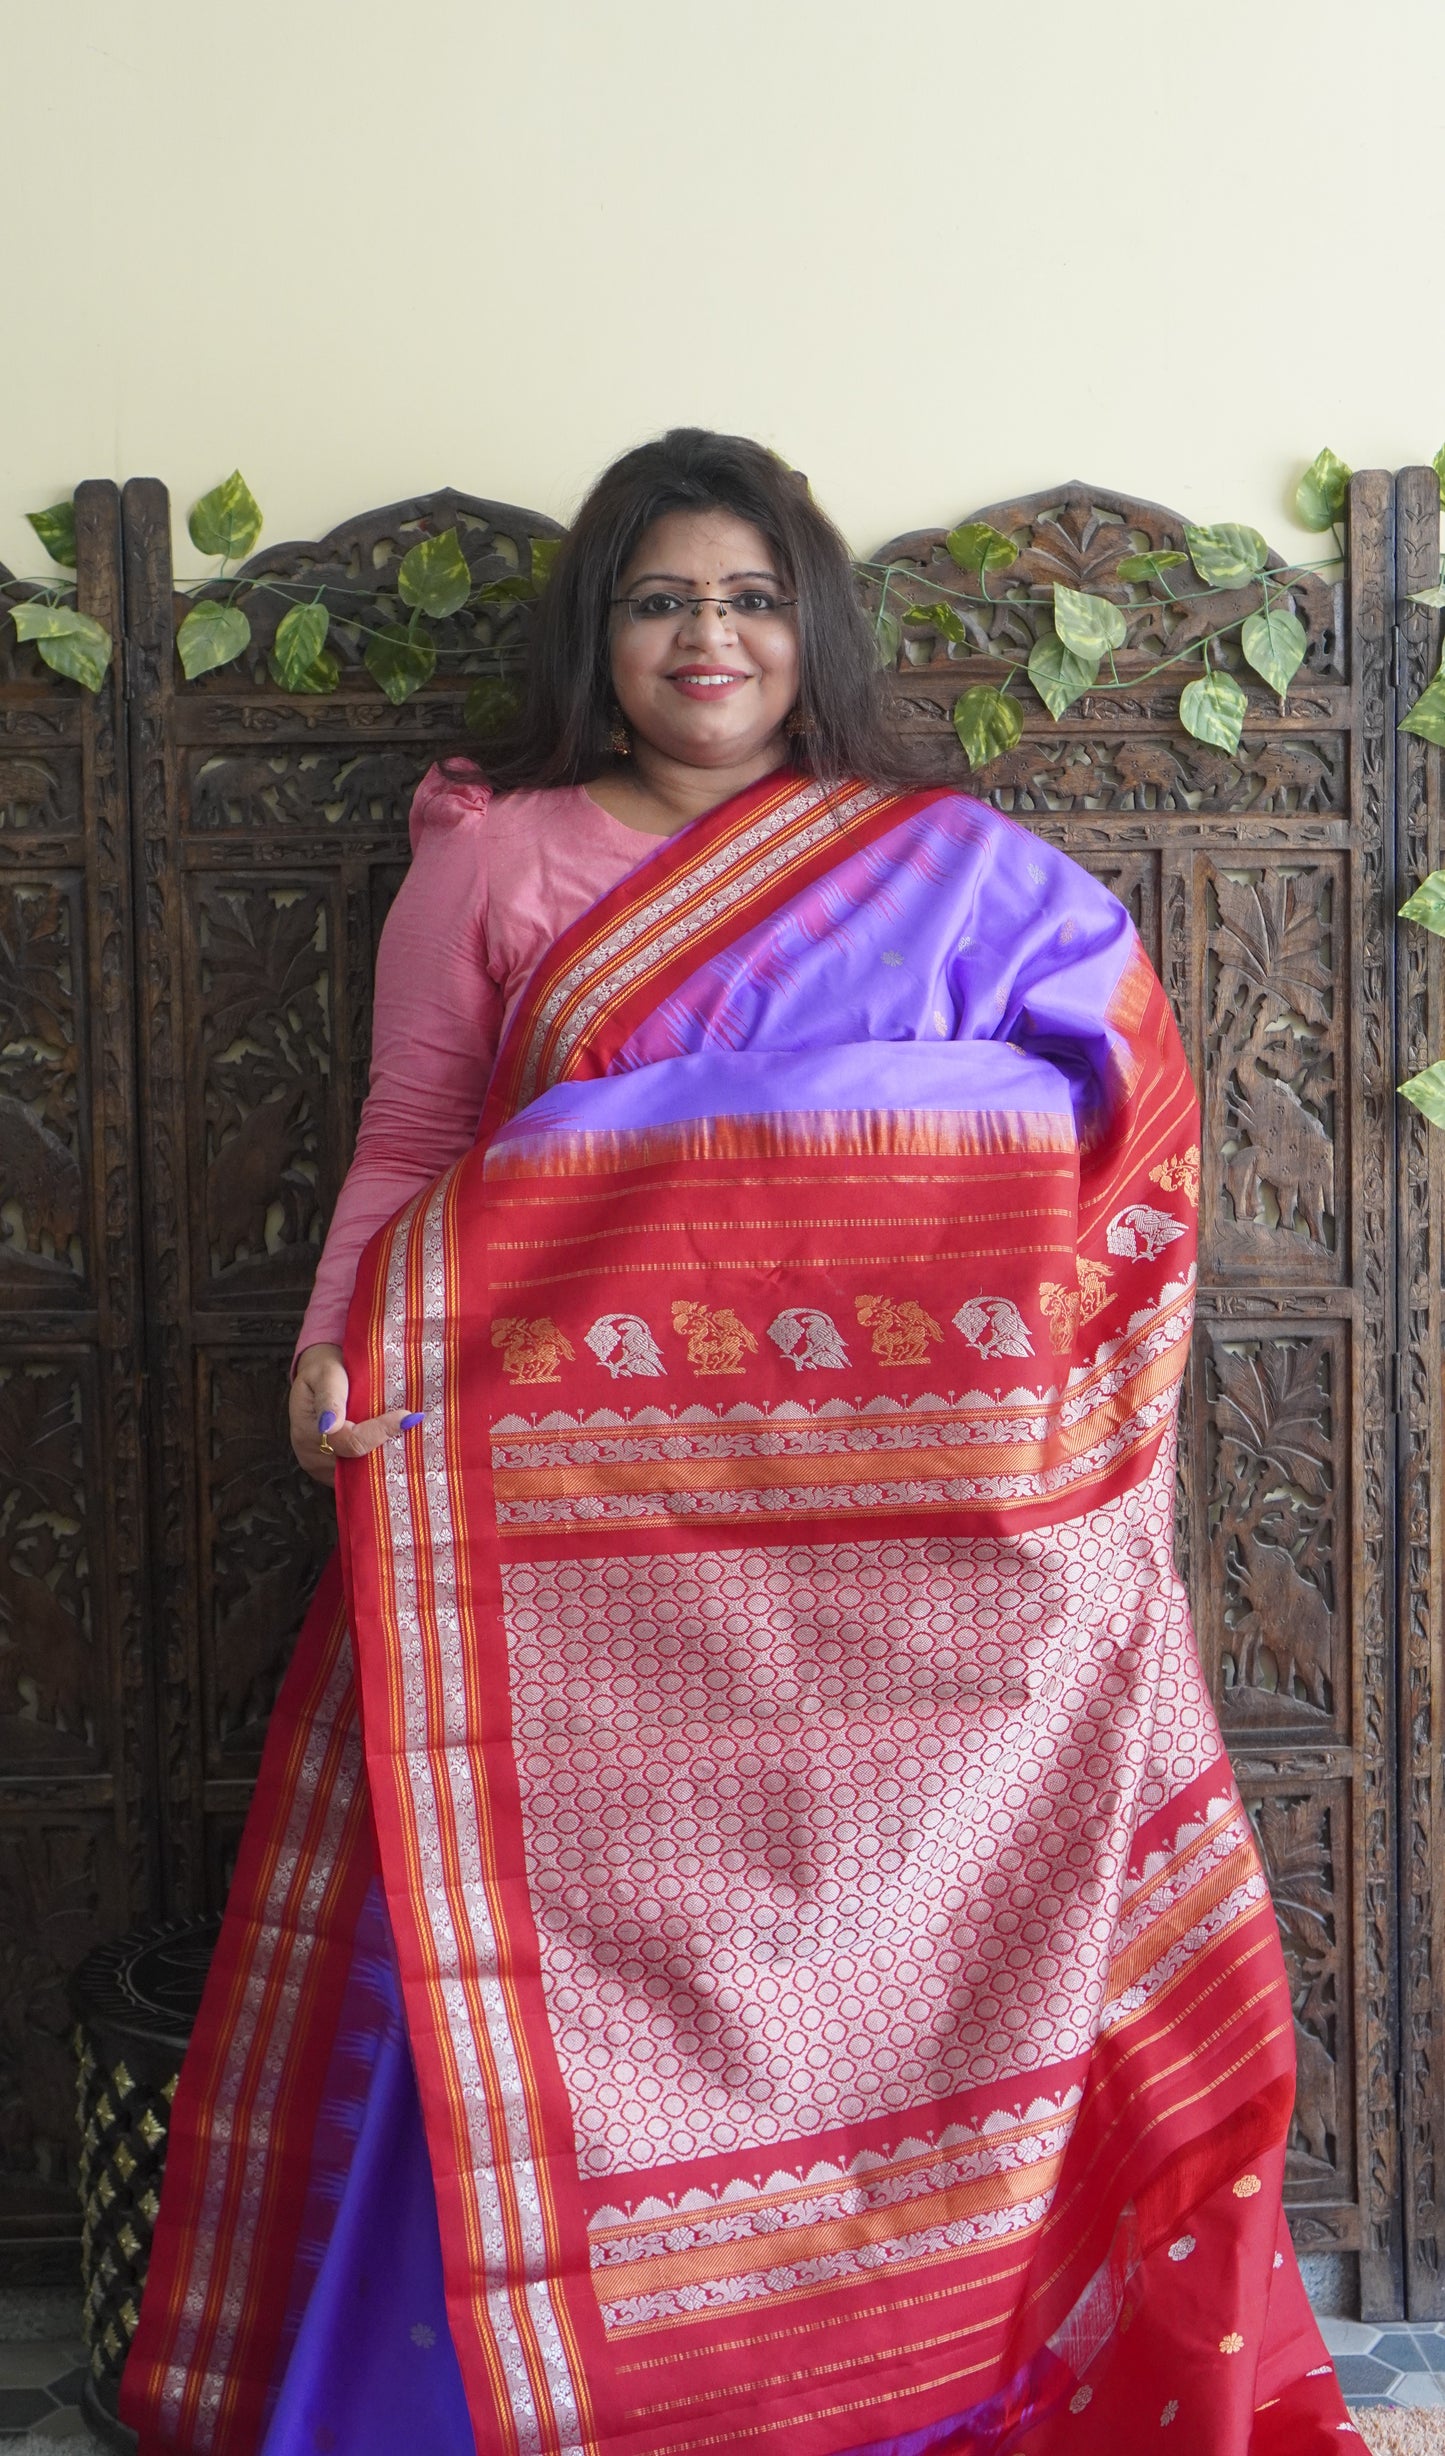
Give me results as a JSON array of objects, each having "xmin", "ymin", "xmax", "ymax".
[{"xmin": 71, "ymin": 1917, "xmax": 221, "ymax": 2453}]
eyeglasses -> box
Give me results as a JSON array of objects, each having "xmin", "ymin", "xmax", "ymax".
[{"xmin": 610, "ymin": 590, "xmax": 797, "ymax": 625}]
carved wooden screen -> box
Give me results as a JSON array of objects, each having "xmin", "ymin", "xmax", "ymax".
[
  {"xmin": 119, "ymin": 482, "xmax": 562, "ymax": 1915},
  {"xmin": 72, "ymin": 467, "xmax": 1416, "ymax": 2318},
  {"xmin": 0, "ymin": 483, "xmax": 150, "ymax": 2279},
  {"xmin": 867, "ymin": 477, "xmax": 1399, "ymax": 2314},
  {"xmin": 1396, "ymin": 462, "xmax": 1445, "ymax": 2319}
]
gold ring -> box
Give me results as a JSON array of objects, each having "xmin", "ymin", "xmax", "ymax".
[{"xmin": 318, "ymin": 1432, "xmax": 333, "ymax": 1456}]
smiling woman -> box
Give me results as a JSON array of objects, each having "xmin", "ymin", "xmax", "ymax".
[
  {"xmin": 481, "ymin": 426, "xmax": 911, "ymax": 815},
  {"xmin": 122, "ymin": 430, "xmax": 1353, "ymax": 2456},
  {"xmin": 600, "ymin": 512, "xmax": 801, "ymax": 816}
]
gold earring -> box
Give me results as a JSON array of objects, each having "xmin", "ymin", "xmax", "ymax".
[
  {"xmin": 785, "ymin": 706, "xmax": 813, "ymax": 739},
  {"xmin": 609, "ymin": 716, "xmax": 631, "ymax": 758}
]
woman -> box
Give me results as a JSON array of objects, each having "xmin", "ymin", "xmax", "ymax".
[{"xmin": 123, "ymin": 431, "xmax": 1354, "ymax": 2455}]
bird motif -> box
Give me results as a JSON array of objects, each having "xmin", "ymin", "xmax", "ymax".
[
  {"xmin": 1105, "ymin": 1203, "xmax": 1187, "ymax": 1262},
  {"xmin": 584, "ymin": 1313, "xmax": 666, "ymax": 1377},
  {"xmin": 767, "ymin": 1308, "xmax": 850, "ymax": 1370},
  {"xmin": 951, "ymin": 1297, "xmax": 1034, "ymax": 1360}
]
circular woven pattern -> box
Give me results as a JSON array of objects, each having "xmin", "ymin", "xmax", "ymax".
[{"xmin": 504, "ymin": 1450, "xmax": 1221, "ymax": 2177}]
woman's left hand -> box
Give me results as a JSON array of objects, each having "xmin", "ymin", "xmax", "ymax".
[{"xmin": 291, "ymin": 1341, "xmax": 423, "ymax": 1487}]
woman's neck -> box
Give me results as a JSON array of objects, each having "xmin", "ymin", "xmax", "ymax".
[{"xmin": 584, "ymin": 736, "xmax": 793, "ymax": 837}]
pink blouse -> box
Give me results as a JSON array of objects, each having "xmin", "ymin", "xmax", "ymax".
[{"xmin": 295, "ymin": 763, "xmax": 654, "ymax": 1357}]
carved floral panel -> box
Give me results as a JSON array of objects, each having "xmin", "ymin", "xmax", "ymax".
[
  {"xmin": 189, "ymin": 878, "xmax": 334, "ymax": 1296},
  {"xmin": 187, "ymin": 746, "xmax": 429, "ymax": 837},
  {"xmin": 868, "ymin": 488, "xmax": 1341, "ymax": 685},
  {"xmin": 964, "ymin": 733, "xmax": 1343, "ymax": 820},
  {"xmin": 1247, "ymin": 1786, "xmax": 1349, "ymax": 2195},
  {"xmin": 1201, "ymin": 860, "xmax": 1341, "ymax": 1279},
  {"xmin": 0, "ymin": 1362, "xmax": 99, "ymax": 1766},
  {"xmin": 1203, "ymin": 1328, "xmax": 1342, "ymax": 1736},
  {"xmin": 0, "ymin": 879, "xmax": 86, "ymax": 1288},
  {"xmin": 201, "ymin": 1350, "xmax": 336, "ymax": 1770},
  {"xmin": 0, "ymin": 755, "xmax": 77, "ymax": 838}
]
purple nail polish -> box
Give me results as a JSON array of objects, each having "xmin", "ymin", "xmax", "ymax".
[
  {"xmin": 400, "ymin": 1412, "xmax": 425, "ymax": 1431},
  {"xmin": 318, "ymin": 1410, "xmax": 336, "ymax": 1434}
]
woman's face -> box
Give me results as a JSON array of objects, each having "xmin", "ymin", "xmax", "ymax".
[{"xmin": 608, "ymin": 508, "xmax": 800, "ymax": 771}]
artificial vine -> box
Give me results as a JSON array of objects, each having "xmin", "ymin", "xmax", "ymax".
[
  {"xmin": 11, "ymin": 453, "xmax": 1445, "ymax": 1119},
  {"xmin": 859, "ymin": 445, "xmax": 1365, "ymax": 770},
  {"xmin": 2, "ymin": 453, "xmax": 1438, "ymax": 757},
  {"xmin": 1, "ymin": 471, "xmax": 556, "ymax": 732}
]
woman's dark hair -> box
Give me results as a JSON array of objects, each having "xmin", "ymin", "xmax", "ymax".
[{"xmin": 477, "ymin": 427, "xmax": 914, "ymax": 790}]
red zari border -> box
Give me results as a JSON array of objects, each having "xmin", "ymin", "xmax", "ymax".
[{"xmin": 121, "ymin": 1561, "xmax": 376, "ymax": 2451}]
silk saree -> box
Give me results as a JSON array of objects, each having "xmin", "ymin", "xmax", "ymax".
[{"xmin": 123, "ymin": 769, "xmax": 1354, "ymax": 2455}]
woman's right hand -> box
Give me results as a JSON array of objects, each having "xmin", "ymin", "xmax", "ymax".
[{"xmin": 290, "ymin": 1343, "xmax": 422, "ymax": 1487}]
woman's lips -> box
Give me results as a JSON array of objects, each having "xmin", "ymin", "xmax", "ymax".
[{"xmin": 667, "ymin": 669, "xmax": 750, "ymax": 700}]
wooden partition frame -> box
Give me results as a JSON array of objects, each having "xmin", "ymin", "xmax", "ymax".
[
  {"xmin": 1396, "ymin": 463, "xmax": 1445, "ymax": 2317},
  {"xmin": 0, "ymin": 466, "xmax": 1440, "ymax": 2315},
  {"xmin": 0, "ymin": 483, "xmax": 151, "ymax": 2279}
]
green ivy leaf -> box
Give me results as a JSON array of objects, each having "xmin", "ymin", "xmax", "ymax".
[
  {"xmin": 475, "ymin": 573, "xmax": 539, "ymax": 604},
  {"xmin": 188, "ymin": 471, "xmax": 263, "ymax": 562},
  {"xmin": 903, "ymin": 600, "xmax": 970, "ymax": 648},
  {"xmin": 952, "ymin": 685, "xmax": 1022, "ymax": 767},
  {"xmin": 1399, "ymin": 1060, "xmax": 1445, "ymax": 1128},
  {"xmin": 1027, "ymin": 629, "xmax": 1097, "ymax": 720},
  {"xmin": 272, "ymin": 602, "xmax": 331, "ymax": 691},
  {"xmin": 874, "ymin": 609, "xmax": 902, "ymax": 669},
  {"xmin": 10, "ymin": 602, "xmax": 112, "ymax": 691},
  {"xmin": 1053, "ymin": 584, "xmax": 1127, "ymax": 662},
  {"xmin": 1295, "ymin": 448, "xmax": 1352, "ymax": 532},
  {"xmin": 477, "ymin": 536, "xmax": 564, "ymax": 605},
  {"xmin": 398, "ymin": 527, "xmax": 471, "ymax": 620},
  {"xmin": 267, "ymin": 644, "xmax": 340, "ymax": 695},
  {"xmin": 1179, "ymin": 667, "xmax": 1248, "ymax": 754},
  {"xmin": 364, "ymin": 621, "xmax": 436, "ymax": 705},
  {"xmin": 944, "ymin": 521, "xmax": 1017, "ymax": 578},
  {"xmin": 465, "ymin": 676, "xmax": 523, "ymax": 736},
  {"xmin": 1410, "ymin": 586, "xmax": 1445, "ymax": 608},
  {"xmin": 26, "ymin": 502, "xmax": 77, "ymax": 568},
  {"xmin": 1432, "ymin": 446, "xmax": 1445, "ymax": 505},
  {"xmin": 1183, "ymin": 522, "xmax": 1269, "ymax": 588},
  {"xmin": 1115, "ymin": 550, "xmax": 1187, "ymax": 583},
  {"xmin": 1400, "ymin": 667, "xmax": 1445, "ymax": 746},
  {"xmin": 1240, "ymin": 603, "xmax": 1307, "ymax": 702},
  {"xmin": 1399, "ymin": 870, "xmax": 1445, "ymax": 934},
  {"xmin": 176, "ymin": 600, "xmax": 252, "ymax": 680}
]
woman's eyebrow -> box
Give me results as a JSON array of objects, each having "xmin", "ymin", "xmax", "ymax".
[{"xmin": 623, "ymin": 569, "xmax": 783, "ymax": 587}]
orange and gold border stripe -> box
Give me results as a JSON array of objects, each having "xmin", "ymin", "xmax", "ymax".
[{"xmin": 121, "ymin": 1562, "xmax": 375, "ymax": 2454}]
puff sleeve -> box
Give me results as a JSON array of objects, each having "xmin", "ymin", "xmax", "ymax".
[{"xmin": 293, "ymin": 764, "xmax": 503, "ymax": 1358}]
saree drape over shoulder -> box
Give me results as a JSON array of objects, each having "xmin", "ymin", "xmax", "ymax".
[{"xmin": 123, "ymin": 771, "xmax": 1353, "ymax": 2455}]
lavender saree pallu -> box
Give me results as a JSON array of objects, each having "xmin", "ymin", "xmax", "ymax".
[{"xmin": 124, "ymin": 771, "xmax": 1353, "ymax": 2455}]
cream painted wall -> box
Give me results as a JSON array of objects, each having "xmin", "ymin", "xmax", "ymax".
[{"xmin": 1, "ymin": 0, "xmax": 1443, "ymax": 579}]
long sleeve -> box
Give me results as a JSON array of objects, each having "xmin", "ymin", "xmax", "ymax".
[{"xmin": 295, "ymin": 770, "xmax": 501, "ymax": 1357}]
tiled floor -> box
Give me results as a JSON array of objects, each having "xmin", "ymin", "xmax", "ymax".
[
  {"xmin": 0, "ymin": 2295, "xmax": 93, "ymax": 2444},
  {"xmin": 1318, "ymin": 2314, "xmax": 1445, "ymax": 2410},
  {"xmin": 0, "ymin": 2343, "xmax": 91, "ymax": 2443},
  {"xmin": 2, "ymin": 2307, "xmax": 1444, "ymax": 2443}
]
